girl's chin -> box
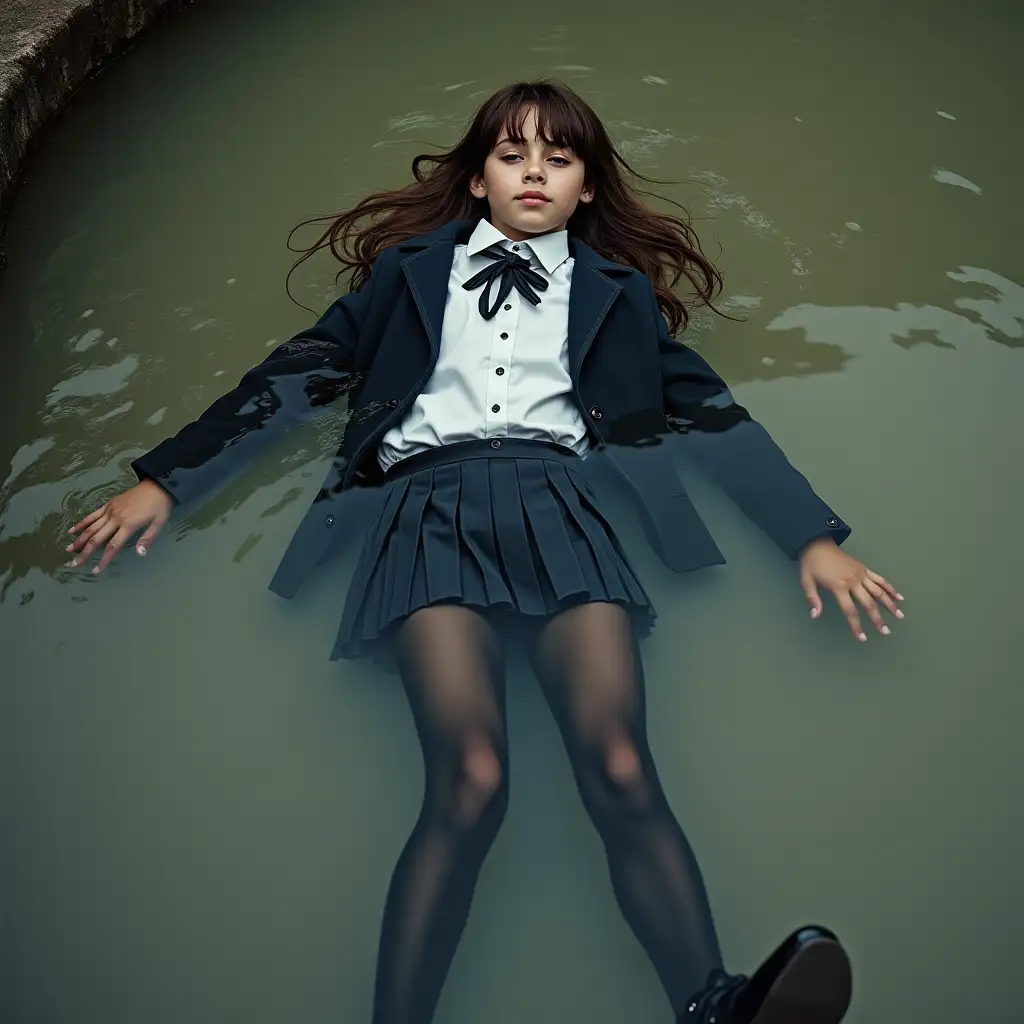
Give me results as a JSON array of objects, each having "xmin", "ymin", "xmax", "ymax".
[{"xmin": 502, "ymin": 208, "xmax": 560, "ymax": 230}]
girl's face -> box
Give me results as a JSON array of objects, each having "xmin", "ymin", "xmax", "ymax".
[{"xmin": 469, "ymin": 107, "xmax": 594, "ymax": 241}]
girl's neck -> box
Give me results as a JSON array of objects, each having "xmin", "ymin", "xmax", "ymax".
[{"xmin": 487, "ymin": 216, "xmax": 567, "ymax": 243}]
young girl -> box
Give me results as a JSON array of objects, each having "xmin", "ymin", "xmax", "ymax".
[{"xmin": 66, "ymin": 81, "xmax": 905, "ymax": 1023}]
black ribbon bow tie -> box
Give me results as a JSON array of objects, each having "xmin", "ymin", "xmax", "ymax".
[{"xmin": 462, "ymin": 243, "xmax": 549, "ymax": 320}]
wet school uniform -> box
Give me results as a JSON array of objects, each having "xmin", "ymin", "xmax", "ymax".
[
  {"xmin": 336, "ymin": 218, "xmax": 653, "ymax": 660},
  {"xmin": 131, "ymin": 217, "xmax": 851, "ymax": 664}
]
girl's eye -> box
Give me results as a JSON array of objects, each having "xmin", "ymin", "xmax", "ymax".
[{"xmin": 499, "ymin": 154, "xmax": 571, "ymax": 166}]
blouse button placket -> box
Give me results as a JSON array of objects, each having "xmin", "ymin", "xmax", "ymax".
[{"xmin": 487, "ymin": 289, "xmax": 515, "ymax": 436}]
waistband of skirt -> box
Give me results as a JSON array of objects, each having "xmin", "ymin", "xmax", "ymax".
[{"xmin": 383, "ymin": 438, "xmax": 580, "ymax": 481}]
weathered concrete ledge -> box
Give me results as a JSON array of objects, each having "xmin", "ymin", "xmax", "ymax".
[{"xmin": 0, "ymin": 0, "xmax": 198, "ymax": 276}]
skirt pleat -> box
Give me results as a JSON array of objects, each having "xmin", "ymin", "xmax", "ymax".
[
  {"xmin": 545, "ymin": 462, "xmax": 619, "ymax": 598},
  {"xmin": 334, "ymin": 475, "xmax": 410, "ymax": 643},
  {"xmin": 551, "ymin": 464, "xmax": 653, "ymax": 609},
  {"xmin": 489, "ymin": 458, "xmax": 546, "ymax": 614},
  {"xmin": 517, "ymin": 460, "xmax": 589, "ymax": 605},
  {"xmin": 457, "ymin": 460, "xmax": 507, "ymax": 607},
  {"xmin": 331, "ymin": 444, "xmax": 656, "ymax": 663},
  {"xmin": 392, "ymin": 470, "xmax": 435, "ymax": 622}
]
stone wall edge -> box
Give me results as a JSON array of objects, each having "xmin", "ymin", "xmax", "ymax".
[{"xmin": 0, "ymin": 0, "xmax": 200, "ymax": 276}]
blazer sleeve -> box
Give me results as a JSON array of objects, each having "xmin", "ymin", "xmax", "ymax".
[
  {"xmin": 649, "ymin": 280, "xmax": 852, "ymax": 559},
  {"xmin": 130, "ymin": 252, "xmax": 386, "ymax": 508}
]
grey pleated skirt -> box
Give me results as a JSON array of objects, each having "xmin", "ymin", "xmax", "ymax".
[{"xmin": 331, "ymin": 438, "xmax": 657, "ymax": 665}]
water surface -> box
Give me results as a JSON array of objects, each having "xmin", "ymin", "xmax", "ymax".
[{"xmin": 1, "ymin": 0, "xmax": 1022, "ymax": 1020}]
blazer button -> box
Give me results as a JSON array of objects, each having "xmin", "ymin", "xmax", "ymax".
[
  {"xmin": 490, "ymin": 439, "xmax": 502, "ymax": 449},
  {"xmin": 826, "ymin": 516, "xmax": 842, "ymax": 528},
  {"xmin": 387, "ymin": 398, "xmax": 399, "ymax": 408},
  {"xmin": 589, "ymin": 406, "xmax": 604, "ymax": 421},
  {"xmin": 324, "ymin": 515, "xmax": 335, "ymax": 527}
]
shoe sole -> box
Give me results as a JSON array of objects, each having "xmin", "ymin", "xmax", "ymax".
[{"xmin": 748, "ymin": 937, "xmax": 852, "ymax": 1024}]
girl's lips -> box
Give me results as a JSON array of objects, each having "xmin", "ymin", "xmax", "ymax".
[{"xmin": 518, "ymin": 197, "xmax": 549, "ymax": 206}]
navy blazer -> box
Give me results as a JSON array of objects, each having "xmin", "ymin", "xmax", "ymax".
[{"xmin": 131, "ymin": 218, "xmax": 850, "ymax": 598}]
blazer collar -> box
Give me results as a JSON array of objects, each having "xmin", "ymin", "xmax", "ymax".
[
  {"xmin": 397, "ymin": 217, "xmax": 631, "ymax": 273},
  {"xmin": 396, "ymin": 218, "xmax": 475, "ymax": 251}
]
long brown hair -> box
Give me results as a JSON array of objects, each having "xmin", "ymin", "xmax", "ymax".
[{"xmin": 287, "ymin": 80, "xmax": 728, "ymax": 337}]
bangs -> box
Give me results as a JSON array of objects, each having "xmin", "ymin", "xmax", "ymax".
[{"xmin": 480, "ymin": 85, "xmax": 599, "ymax": 161}]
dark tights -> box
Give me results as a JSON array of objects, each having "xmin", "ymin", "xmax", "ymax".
[{"xmin": 372, "ymin": 602, "xmax": 723, "ymax": 1023}]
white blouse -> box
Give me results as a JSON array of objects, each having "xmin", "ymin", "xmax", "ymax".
[{"xmin": 377, "ymin": 218, "xmax": 590, "ymax": 471}]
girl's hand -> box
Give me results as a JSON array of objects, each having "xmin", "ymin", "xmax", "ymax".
[
  {"xmin": 798, "ymin": 536, "xmax": 905, "ymax": 642},
  {"xmin": 65, "ymin": 479, "xmax": 173, "ymax": 576}
]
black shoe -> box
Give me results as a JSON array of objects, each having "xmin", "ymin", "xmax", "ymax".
[{"xmin": 678, "ymin": 925, "xmax": 852, "ymax": 1024}]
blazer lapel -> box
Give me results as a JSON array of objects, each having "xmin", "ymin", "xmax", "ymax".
[
  {"xmin": 396, "ymin": 222, "xmax": 628, "ymax": 374},
  {"xmin": 567, "ymin": 239, "xmax": 626, "ymax": 380},
  {"xmin": 401, "ymin": 241, "xmax": 456, "ymax": 357},
  {"xmin": 396, "ymin": 219, "xmax": 475, "ymax": 356}
]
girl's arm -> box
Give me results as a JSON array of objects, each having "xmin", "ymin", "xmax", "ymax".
[
  {"xmin": 130, "ymin": 252, "xmax": 388, "ymax": 508},
  {"xmin": 649, "ymin": 282, "xmax": 852, "ymax": 561},
  {"xmin": 653, "ymin": 289, "xmax": 906, "ymax": 641}
]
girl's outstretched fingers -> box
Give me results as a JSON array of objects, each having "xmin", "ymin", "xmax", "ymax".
[
  {"xmin": 800, "ymin": 569, "xmax": 824, "ymax": 621},
  {"xmin": 866, "ymin": 569, "xmax": 905, "ymax": 616},
  {"xmin": 64, "ymin": 480, "xmax": 172, "ymax": 574},
  {"xmin": 830, "ymin": 585, "xmax": 867, "ymax": 642},
  {"xmin": 93, "ymin": 524, "xmax": 138, "ymax": 575},
  {"xmin": 863, "ymin": 574, "xmax": 904, "ymax": 620},
  {"xmin": 135, "ymin": 520, "xmax": 163, "ymax": 557},
  {"xmin": 67, "ymin": 512, "xmax": 117, "ymax": 567},
  {"xmin": 798, "ymin": 540, "xmax": 903, "ymax": 642},
  {"xmin": 66, "ymin": 503, "xmax": 109, "ymax": 545},
  {"xmin": 852, "ymin": 582, "xmax": 889, "ymax": 636}
]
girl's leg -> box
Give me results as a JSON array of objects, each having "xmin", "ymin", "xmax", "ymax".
[
  {"xmin": 373, "ymin": 604, "xmax": 510, "ymax": 1024},
  {"xmin": 528, "ymin": 601, "xmax": 723, "ymax": 1014}
]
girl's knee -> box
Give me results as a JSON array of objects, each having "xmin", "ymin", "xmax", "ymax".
[
  {"xmin": 586, "ymin": 735, "xmax": 658, "ymax": 816},
  {"xmin": 448, "ymin": 734, "xmax": 509, "ymax": 830},
  {"xmin": 464, "ymin": 737, "xmax": 505, "ymax": 798},
  {"xmin": 606, "ymin": 736, "xmax": 643, "ymax": 787}
]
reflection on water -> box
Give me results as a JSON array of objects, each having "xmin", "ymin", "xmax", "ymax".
[{"xmin": 1, "ymin": 0, "xmax": 1022, "ymax": 1021}]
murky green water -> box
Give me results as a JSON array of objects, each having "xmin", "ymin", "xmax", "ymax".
[{"xmin": 2, "ymin": 0, "xmax": 1022, "ymax": 1020}]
